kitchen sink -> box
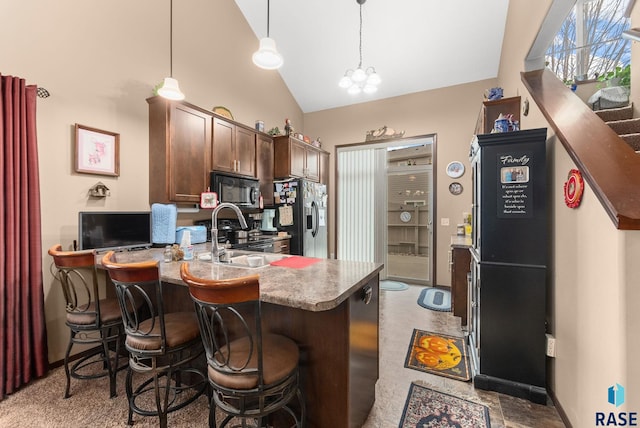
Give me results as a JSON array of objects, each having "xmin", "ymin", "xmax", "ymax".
[{"xmin": 210, "ymin": 251, "xmax": 290, "ymax": 269}]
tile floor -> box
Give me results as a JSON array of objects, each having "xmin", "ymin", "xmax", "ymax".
[{"xmin": 362, "ymin": 284, "xmax": 566, "ymax": 428}]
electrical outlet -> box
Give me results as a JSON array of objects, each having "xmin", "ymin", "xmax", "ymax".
[
  {"xmin": 546, "ymin": 333, "xmax": 556, "ymax": 357},
  {"xmin": 441, "ymin": 218, "xmax": 450, "ymax": 226}
]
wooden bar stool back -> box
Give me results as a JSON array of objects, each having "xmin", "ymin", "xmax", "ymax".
[
  {"xmin": 101, "ymin": 251, "xmax": 207, "ymax": 428},
  {"xmin": 47, "ymin": 244, "xmax": 126, "ymax": 399},
  {"xmin": 180, "ymin": 263, "xmax": 305, "ymax": 428}
]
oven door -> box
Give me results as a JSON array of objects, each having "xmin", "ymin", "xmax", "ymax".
[{"xmin": 246, "ymin": 242, "xmax": 275, "ymax": 253}]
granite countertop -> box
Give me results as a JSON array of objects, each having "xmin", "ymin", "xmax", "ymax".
[
  {"xmin": 450, "ymin": 234, "xmax": 472, "ymax": 248},
  {"xmin": 99, "ymin": 243, "xmax": 383, "ymax": 312}
]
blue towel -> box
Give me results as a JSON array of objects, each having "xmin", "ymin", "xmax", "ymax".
[{"xmin": 151, "ymin": 203, "xmax": 177, "ymax": 245}]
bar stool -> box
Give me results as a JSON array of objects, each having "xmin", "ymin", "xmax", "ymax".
[
  {"xmin": 47, "ymin": 244, "xmax": 126, "ymax": 399},
  {"xmin": 101, "ymin": 251, "xmax": 207, "ymax": 428},
  {"xmin": 180, "ymin": 263, "xmax": 305, "ymax": 428}
]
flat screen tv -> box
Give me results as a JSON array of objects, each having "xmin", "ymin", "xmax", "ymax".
[{"xmin": 78, "ymin": 211, "xmax": 152, "ymax": 251}]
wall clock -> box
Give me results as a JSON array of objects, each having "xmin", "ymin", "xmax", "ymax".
[
  {"xmin": 400, "ymin": 211, "xmax": 412, "ymax": 223},
  {"xmin": 446, "ymin": 161, "xmax": 465, "ymax": 178},
  {"xmin": 449, "ymin": 182, "xmax": 463, "ymax": 195}
]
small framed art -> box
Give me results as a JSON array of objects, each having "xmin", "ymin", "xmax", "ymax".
[{"xmin": 75, "ymin": 124, "xmax": 120, "ymax": 176}]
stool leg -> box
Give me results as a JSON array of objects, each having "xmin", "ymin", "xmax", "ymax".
[
  {"xmin": 126, "ymin": 367, "xmax": 135, "ymax": 426},
  {"xmin": 63, "ymin": 332, "xmax": 74, "ymax": 399},
  {"xmin": 297, "ymin": 388, "xmax": 306, "ymax": 427},
  {"xmin": 209, "ymin": 393, "xmax": 216, "ymax": 428},
  {"xmin": 101, "ymin": 326, "xmax": 116, "ymax": 398}
]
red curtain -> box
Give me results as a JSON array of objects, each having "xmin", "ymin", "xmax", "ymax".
[{"xmin": 0, "ymin": 74, "xmax": 48, "ymax": 400}]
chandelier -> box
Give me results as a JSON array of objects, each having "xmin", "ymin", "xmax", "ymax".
[{"xmin": 338, "ymin": 0, "xmax": 380, "ymax": 95}]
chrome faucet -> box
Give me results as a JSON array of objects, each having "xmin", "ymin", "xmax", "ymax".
[{"xmin": 211, "ymin": 203, "xmax": 248, "ymax": 262}]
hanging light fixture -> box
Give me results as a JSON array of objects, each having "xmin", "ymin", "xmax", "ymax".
[
  {"xmin": 158, "ymin": 0, "xmax": 185, "ymax": 100},
  {"xmin": 339, "ymin": 0, "xmax": 380, "ymax": 94},
  {"xmin": 252, "ymin": 0, "xmax": 283, "ymax": 70}
]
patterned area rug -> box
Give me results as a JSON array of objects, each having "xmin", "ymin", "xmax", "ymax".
[
  {"xmin": 417, "ymin": 287, "xmax": 451, "ymax": 312},
  {"xmin": 380, "ymin": 280, "xmax": 409, "ymax": 291},
  {"xmin": 399, "ymin": 382, "xmax": 491, "ymax": 427},
  {"xmin": 404, "ymin": 329, "xmax": 470, "ymax": 381}
]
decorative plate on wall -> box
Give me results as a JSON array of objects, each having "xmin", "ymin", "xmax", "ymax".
[
  {"xmin": 446, "ymin": 161, "xmax": 465, "ymax": 178},
  {"xmin": 449, "ymin": 182, "xmax": 463, "ymax": 195},
  {"xmin": 212, "ymin": 106, "xmax": 234, "ymax": 120},
  {"xmin": 400, "ymin": 211, "xmax": 412, "ymax": 223},
  {"xmin": 564, "ymin": 168, "xmax": 584, "ymax": 208}
]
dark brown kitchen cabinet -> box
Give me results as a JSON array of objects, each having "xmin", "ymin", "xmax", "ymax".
[
  {"xmin": 273, "ymin": 135, "xmax": 326, "ymax": 182},
  {"xmin": 319, "ymin": 150, "xmax": 330, "ymax": 185},
  {"xmin": 148, "ymin": 97, "xmax": 212, "ymax": 204},
  {"xmin": 450, "ymin": 239, "xmax": 471, "ymax": 327},
  {"xmin": 256, "ymin": 133, "xmax": 274, "ymax": 206},
  {"xmin": 211, "ymin": 118, "xmax": 256, "ymax": 177},
  {"xmin": 272, "ymin": 238, "xmax": 290, "ymax": 254},
  {"xmin": 475, "ymin": 96, "xmax": 521, "ymax": 135}
]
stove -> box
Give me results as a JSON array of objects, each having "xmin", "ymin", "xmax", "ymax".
[{"xmin": 192, "ymin": 219, "xmax": 276, "ymax": 251}]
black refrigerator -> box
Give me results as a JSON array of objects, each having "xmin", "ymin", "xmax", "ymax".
[
  {"xmin": 272, "ymin": 179, "xmax": 328, "ymax": 258},
  {"xmin": 468, "ymin": 128, "xmax": 548, "ymax": 404}
]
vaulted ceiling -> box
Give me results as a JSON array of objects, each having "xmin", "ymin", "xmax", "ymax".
[{"xmin": 234, "ymin": 0, "xmax": 510, "ymax": 113}]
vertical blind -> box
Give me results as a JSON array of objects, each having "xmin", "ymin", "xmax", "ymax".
[{"xmin": 337, "ymin": 148, "xmax": 386, "ymax": 264}]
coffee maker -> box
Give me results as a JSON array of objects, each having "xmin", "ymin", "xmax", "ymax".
[{"xmin": 261, "ymin": 209, "xmax": 277, "ymax": 232}]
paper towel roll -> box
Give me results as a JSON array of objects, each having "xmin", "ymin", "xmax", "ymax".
[{"xmin": 180, "ymin": 231, "xmax": 193, "ymax": 260}]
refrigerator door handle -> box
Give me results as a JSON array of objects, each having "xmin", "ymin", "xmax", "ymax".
[{"xmin": 311, "ymin": 200, "xmax": 319, "ymax": 237}]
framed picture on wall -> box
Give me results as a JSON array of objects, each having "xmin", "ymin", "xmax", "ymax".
[{"xmin": 74, "ymin": 123, "xmax": 120, "ymax": 176}]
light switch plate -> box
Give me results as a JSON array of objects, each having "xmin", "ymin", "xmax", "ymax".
[{"xmin": 441, "ymin": 218, "xmax": 450, "ymax": 226}]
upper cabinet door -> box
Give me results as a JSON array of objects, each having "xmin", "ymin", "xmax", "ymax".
[
  {"xmin": 212, "ymin": 117, "xmax": 235, "ymax": 173},
  {"xmin": 256, "ymin": 133, "xmax": 274, "ymax": 206},
  {"xmin": 235, "ymin": 126, "xmax": 256, "ymax": 177},
  {"xmin": 305, "ymin": 147, "xmax": 320, "ymax": 182},
  {"xmin": 289, "ymin": 140, "xmax": 306, "ymax": 178},
  {"xmin": 148, "ymin": 98, "xmax": 212, "ymax": 204}
]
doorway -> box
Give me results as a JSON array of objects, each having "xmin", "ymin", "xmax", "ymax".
[
  {"xmin": 336, "ymin": 135, "xmax": 435, "ymax": 285},
  {"xmin": 386, "ymin": 144, "xmax": 432, "ymax": 284}
]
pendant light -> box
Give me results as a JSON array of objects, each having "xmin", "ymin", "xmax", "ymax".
[
  {"xmin": 158, "ymin": 0, "xmax": 185, "ymax": 100},
  {"xmin": 252, "ymin": 0, "xmax": 283, "ymax": 70},
  {"xmin": 339, "ymin": 0, "xmax": 380, "ymax": 94}
]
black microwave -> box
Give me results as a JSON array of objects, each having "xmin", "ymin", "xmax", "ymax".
[{"xmin": 210, "ymin": 171, "xmax": 260, "ymax": 209}]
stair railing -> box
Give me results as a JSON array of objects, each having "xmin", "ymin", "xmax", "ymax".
[{"xmin": 522, "ymin": 68, "xmax": 640, "ymax": 230}]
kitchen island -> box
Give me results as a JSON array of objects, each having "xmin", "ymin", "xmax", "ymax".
[{"xmin": 103, "ymin": 244, "xmax": 383, "ymax": 428}]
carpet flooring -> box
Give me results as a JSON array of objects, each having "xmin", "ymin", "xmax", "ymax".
[
  {"xmin": 0, "ymin": 361, "xmax": 211, "ymax": 427},
  {"xmin": 399, "ymin": 382, "xmax": 491, "ymax": 427}
]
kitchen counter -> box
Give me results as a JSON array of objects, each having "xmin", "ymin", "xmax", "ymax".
[
  {"xmin": 100, "ymin": 244, "xmax": 382, "ymax": 428},
  {"xmin": 451, "ymin": 234, "xmax": 472, "ymax": 248},
  {"xmin": 104, "ymin": 243, "xmax": 381, "ymax": 312}
]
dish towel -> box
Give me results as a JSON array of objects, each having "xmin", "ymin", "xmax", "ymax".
[
  {"xmin": 151, "ymin": 203, "xmax": 177, "ymax": 245},
  {"xmin": 270, "ymin": 256, "xmax": 321, "ymax": 269}
]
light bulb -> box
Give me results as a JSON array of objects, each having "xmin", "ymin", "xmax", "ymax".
[
  {"xmin": 366, "ymin": 70, "xmax": 381, "ymax": 86},
  {"xmin": 339, "ymin": 75, "xmax": 353, "ymax": 89},
  {"xmin": 252, "ymin": 37, "xmax": 283, "ymax": 70},
  {"xmin": 363, "ymin": 84, "xmax": 378, "ymax": 94},
  {"xmin": 158, "ymin": 77, "xmax": 185, "ymax": 100},
  {"xmin": 347, "ymin": 84, "xmax": 362, "ymax": 95},
  {"xmin": 351, "ymin": 67, "xmax": 366, "ymax": 83}
]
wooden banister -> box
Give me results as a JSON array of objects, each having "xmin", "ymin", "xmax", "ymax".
[{"xmin": 521, "ymin": 68, "xmax": 640, "ymax": 230}]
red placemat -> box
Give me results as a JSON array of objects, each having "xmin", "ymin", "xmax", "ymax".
[{"xmin": 270, "ymin": 256, "xmax": 321, "ymax": 269}]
